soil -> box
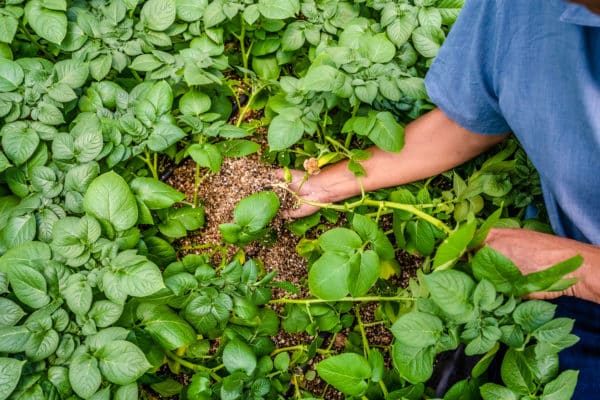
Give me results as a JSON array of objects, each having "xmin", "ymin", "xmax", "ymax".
[{"xmin": 161, "ymin": 136, "xmax": 422, "ymax": 398}]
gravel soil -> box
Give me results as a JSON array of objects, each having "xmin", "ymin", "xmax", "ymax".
[{"xmin": 157, "ymin": 141, "xmax": 420, "ymax": 399}]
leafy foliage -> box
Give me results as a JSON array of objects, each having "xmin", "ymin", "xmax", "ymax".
[{"xmin": 0, "ymin": 0, "xmax": 575, "ymax": 399}]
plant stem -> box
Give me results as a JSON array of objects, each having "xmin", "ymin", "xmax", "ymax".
[
  {"xmin": 131, "ymin": 69, "xmax": 143, "ymax": 83},
  {"xmin": 139, "ymin": 151, "xmax": 158, "ymax": 179},
  {"xmin": 270, "ymin": 294, "xmax": 415, "ymax": 305},
  {"xmin": 271, "ymin": 344, "xmax": 330, "ymax": 356},
  {"xmin": 19, "ymin": 23, "xmax": 56, "ymax": 61},
  {"xmin": 235, "ymin": 83, "xmax": 264, "ymax": 127},
  {"xmin": 165, "ymin": 350, "xmax": 222, "ymax": 382},
  {"xmin": 193, "ymin": 163, "xmax": 201, "ymax": 207},
  {"xmin": 378, "ymin": 380, "xmax": 390, "ymax": 398},
  {"xmin": 292, "ymin": 374, "xmax": 302, "ymax": 399},
  {"xmin": 293, "ymin": 196, "xmax": 452, "ymax": 234},
  {"xmin": 363, "ymin": 320, "xmax": 387, "ymax": 327},
  {"xmin": 354, "ymin": 305, "xmax": 370, "ymax": 357}
]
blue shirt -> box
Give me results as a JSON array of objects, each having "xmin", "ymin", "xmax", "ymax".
[{"xmin": 425, "ymin": 0, "xmax": 600, "ymax": 245}]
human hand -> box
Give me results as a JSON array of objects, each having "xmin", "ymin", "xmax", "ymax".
[
  {"xmin": 276, "ymin": 168, "xmax": 324, "ymax": 218},
  {"xmin": 484, "ymin": 228, "xmax": 600, "ymax": 303}
]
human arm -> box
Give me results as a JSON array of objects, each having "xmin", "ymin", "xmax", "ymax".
[
  {"xmin": 282, "ymin": 108, "xmax": 509, "ymax": 218},
  {"xmin": 485, "ymin": 228, "xmax": 600, "ymax": 304}
]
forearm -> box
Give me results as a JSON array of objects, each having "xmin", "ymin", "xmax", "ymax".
[
  {"xmin": 305, "ymin": 109, "xmax": 509, "ymax": 203},
  {"xmin": 485, "ymin": 228, "xmax": 600, "ymax": 303}
]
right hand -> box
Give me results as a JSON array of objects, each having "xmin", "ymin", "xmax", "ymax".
[{"xmin": 276, "ymin": 168, "xmax": 325, "ymax": 218}]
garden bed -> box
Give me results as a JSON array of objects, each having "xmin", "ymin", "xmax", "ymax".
[{"xmin": 0, "ymin": 1, "xmax": 579, "ymax": 399}]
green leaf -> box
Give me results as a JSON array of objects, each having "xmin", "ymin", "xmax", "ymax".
[
  {"xmin": 351, "ymin": 214, "xmax": 395, "ymax": 260},
  {"xmin": 368, "ymin": 348, "xmax": 384, "ymax": 383},
  {"xmin": 424, "ymin": 270, "xmax": 475, "ymax": 316},
  {"xmin": 302, "ymin": 65, "xmax": 340, "ymax": 92},
  {"xmin": 513, "ymin": 300, "xmax": 556, "ymax": 333},
  {"xmin": 533, "ymin": 318, "xmax": 574, "ymax": 344},
  {"xmin": 148, "ymin": 122, "xmax": 186, "ymax": 152},
  {"xmin": 97, "ymin": 340, "xmax": 151, "ymax": 385},
  {"xmin": 129, "ymin": 54, "xmax": 162, "ymax": 72},
  {"xmin": 391, "ymin": 311, "xmax": 443, "ymax": 347},
  {"xmin": 69, "ymin": 353, "xmax": 102, "ymax": 399},
  {"xmin": 437, "ymin": 0, "xmax": 465, "ymax": 24},
  {"xmin": 147, "ymin": 81, "xmax": 173, "ymax": 115},
  {"xmin": 131, "ymin": 177, "xmax": 185, "ymax": 209},
  {"xmin": 433, "ymin": 220, "xmax": 476, "ymax": 270},
  {"xmin": 472, "ymin": 246, "xmax": 522, "ymax": 294},
  {"xmin": 83, "ymin": 171, "xmax": 138, "ymax": 232},
  {"xmin": 114, "ymin": 254, "xmax": 165, "ymax": 297},
  {"xmin": 472, "ymin": 279, "xmax": 497, "ymax": 311},
  {"xmin": 392, "ymin": 343, "xmax": 435, "ymax": 384},
  {"xmin": 89, "ymin": 54, "xmax": 112, "ymax": 81},
  {"xmin": 479, "ymin": 383, "xmax": 518, "ymax": 400},
  {"xmin": 366, "ymin": 33, "xmax": 396, "ymax": 63},
  {"xmin": 1, "ymin": 124, "xmax": 39, "ymax": 166},
  {"xmin": 412, "ymin": 25, "xmax": 444, "ymax": 58},
  {"xmin": 223, "ymin": 340, "xmax": 257, "ymax": 375},
  {"xmin": 25, "ymin": 329, "xmax": 59, "ymax": 361},
  {"xmin": 0, "ymin": 153, "xmax": 10, "ymax": 173},
  {"xmin": 387, "ymin": 13, "xmax": 419, "ymax": 47},
  {"xmin": 73, "ymin": 115, "xmax": 103, "ymax": 163},
  {"xmin": 55, "ymin": 59, "xmax": 88, "ymax": 88},
  {"xmin": 257, "ymin": 0, "xmax": 299, "ymax": 20},
  {"xmin": 151, "ymin": 379, "xmax": 183, "ymax": 397},
  {"xmin": 8, "ymin": 264, "xmax": 50, "ymax": 309},
  {"xmin": 471, "ymin": 342, "xmax": 500, "ymax": 378},
  {"xmin": 368, "ymin": 112, "xmax": 405, "ymax": 153},
  {"xmin": 188, "ymin": 143, "xmax": 223, "ymax": 173},
  {"xmin": 541, "ymin": 370, "xmax": 578, "ymax": 400},
  {"xmin": 318, "ymin": 227, "xmax": 362, "ymax": 255},
  {"xmin": 25, "ymin": 0, "xmax": 67, "ymax": 44},
  {"xmin": 0, "ymin": 326, "xmax": 30, "ymax": 353},
  {"xmin": 89, "ymin": 300, "xmax": 124, "ymax": 328},
  {"xmin": 0, "ymin": 298, "xmax": 25, "ymax": 327},
  {"xmin": 274, "ymin": 352, "xmax": 290, "ymax": 372},
  {"xmin": 176, "ymin": 0, "xmax": 207, "ymax": 22},
  {"xmin": 0, "ymin": 358, "xmax": 25, "ymax": 400},
  {"xmin": 470, "ymin": 208, "xmax": 503, "ymax": 249},
  {"xmin": 418, "ymin": 7, "xmax": 442, "ymax": 27},
  {"xmin": 0, "ymin": 15, "xmax": 18, "ymax": 44},
  {"xmin": 48, "ymin": 82, "xmax": 77, "ymax": 102},
  {"xmin": 252, "ymin": 56, "xmax": 280, "ymax": 80},
  {"xmin": 37, "ymin": 101, "xmax": 65, "ymax": 125},
  {"xmin": 0, "ymin": 59, "xmax": 24, "ymax": 91},
  {"xmin": 517, "ymin": 255, "xmax": 583, "ymax": 295},
  {"xmin": 500, "ymin": 348, "xmax": 535, "ymax": 394},
  {"xmin": 316, "ymin": 353, "xmax": 371, "ymax": 396},
  {"xmin": 268, "ymin": 113, "xmax": 304, "ymax": 151},
  {"xmin": 63, "ymin": 278, "xmax": 93, "ymax": 315},
  {"xmin": 348, "ymin": 250, "xmax": 380, "ymax": 297},
  {"xmin": 142, "ymin": 0, "xmax": 177, "ymax": 31},
  {"xmin": 281, "ymin": 22, "xmax": 305, "ymax": 51},
  {"xmin": 216, "ymin": 139, "xmax": 260, "ymax": 158},
  {"xmin": 114, "ymin": 383, "xmax": 138, "ymax": 400},
  {"xmin": 140, "ymin": 304, "xmax": 196, "ymax": 350},
  {"xmin": 309, "ymin": 252, "xmax": 352, "ymax": 300},
  {"xmin": 221, "ymin": 373, "xmax": 244, "ymax": 400},
  {"xmin": 203, "ymin": 0, "xmax": 227, "ymax": 28},
  {"xmin": 234, "ymin": 191, "xmax": 280, "ymax": 231},
  {"xmin": 179, "ymin": 90, "xmax": 211, "ymax": 115}
]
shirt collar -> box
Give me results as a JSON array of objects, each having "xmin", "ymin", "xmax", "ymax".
[{"xmin": 560, "ymin": 3, "xmax": 600, "ymax": 27}]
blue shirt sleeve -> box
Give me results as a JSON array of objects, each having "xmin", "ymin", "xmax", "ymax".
[{"xmin": 424, "ymin": 0, "xmax": 512, "ymax": 135}]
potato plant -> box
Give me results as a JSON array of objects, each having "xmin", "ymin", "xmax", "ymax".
[{"xmin": 0, "ymin": 0, "xmax": 579, "ymax": 399}]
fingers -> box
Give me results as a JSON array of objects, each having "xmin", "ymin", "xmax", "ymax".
[
  {"xmin": 274, "ymin": 168, "xmax": 322, "ymax": 218},
  {"xmin": 275, "ymin": 168, "xmax": 307, "ymax": 191},
  {"xmin": 281, "ymin": 203, "xmax": 321, "ymax": 219}
]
